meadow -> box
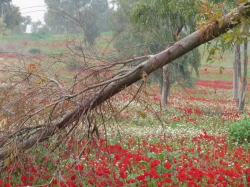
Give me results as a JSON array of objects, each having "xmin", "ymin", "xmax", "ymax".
[{"xmin": 0, "ymin": 33, "xmax": 250, "ymax": 186}]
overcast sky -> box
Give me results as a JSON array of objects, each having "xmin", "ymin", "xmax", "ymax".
[{"xmin": 12, "ymin": 0, "xmax": 47, "ymax": 23}]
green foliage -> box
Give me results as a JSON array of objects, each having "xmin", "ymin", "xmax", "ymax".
[
  {"xmin": 1, "ymin": 32, "xmax": 55, "ymax": 42},
  {"xmin": 4, "ymin": 3, "xmax": 27, "ymax": 33},
  {"xmin": 111, "ymin": 0, "xmax": 200, "ymax": 88},
  {"xmin": 228, "ymin": 117, "xmax": 250, "ymax": 144},
  {"xmin": 29, "ymin": 32, "xmax": 52, "ymax": 40},
  {"xmin": 66, "ymin": 57, "xmax": 85, "ymax": 70},
  {"xmin": 29, "ymin": 48, "xmax": 41, "ymax": 54},
  {"xmin": 44, "ymin": 0, "xmax": 111, "ymax": 45},
  {"xmin": 30, "ymin": 20, "xmax": 42, "ymax": 34},
  {"xmin": 0, "ymin": 18, "xmax": 9, "ymax": 36},
  {"xmin": 81, "ymin": 6, "xmax": 100, "ymax": 46}
]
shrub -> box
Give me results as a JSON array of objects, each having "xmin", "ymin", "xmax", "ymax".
[
  {"xmin": 66, "ymin": 57, "xmax": 85, "ymax": 70},
  {"xmin": 228, "ymin": 117, "xmax": 250, "ymax": 144},
  {"xmin": 74, "ymin": 46, "xmax": 83, "ymax": 51},
  {"xmin": 29, "ymin": 48, "xmax": 40, "ymax": 54}
]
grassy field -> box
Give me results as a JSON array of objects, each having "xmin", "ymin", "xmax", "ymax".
[{"xmin": 0, "ymin": 32, "xmax": 250, "ymax": 186}]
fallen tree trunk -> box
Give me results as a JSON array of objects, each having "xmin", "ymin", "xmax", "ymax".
[{"xmin": 0, "ymin": 4, "xmax": 250, "ymax": 161}]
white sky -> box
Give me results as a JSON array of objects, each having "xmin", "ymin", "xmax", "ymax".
[{"xmin": 12, "ymin": 0, "xmax": 47, "ymax": 23}]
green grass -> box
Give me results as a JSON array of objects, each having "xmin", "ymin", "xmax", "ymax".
[
  {"xmin": 1, "ymin": 33, "xmax": 56, "ymax": 42},
  {"xmin": 2, "ymin": 31, "xmax": 113, "ymax": 43}
]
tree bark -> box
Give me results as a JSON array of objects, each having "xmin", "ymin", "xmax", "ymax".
[
  {"xmin": 237, "ymin": 44, "xmax": 242, "ymax": 103},
  {"xmin": 161, "ymin": 65, "xmax": 170, "ymax": 108},
  {"xmin": 0, "ymin": 2, "xmax": 3, "ymax": 19},
  {"xmin": 233, "ymin": 44, "xmax": 240, "ymax": 99},
  {"xmin": 238, "ymin": 38, "xmax": 248, "ymax": 113},
  {"xmin": 1, "ymin": 5, "xmax": 250, "ymax": 161}
]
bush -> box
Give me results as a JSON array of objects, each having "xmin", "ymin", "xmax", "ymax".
[
  {"xmin": 29, "ymin": 48, "xmax": 40, "ymax": 54},
  {"xmin": 66, "ymin": 57, "xmax": 85, "ymax": 70},
  {"xmin": 228, "ymin": 117, "xmax": 250, "ymax": 144}
]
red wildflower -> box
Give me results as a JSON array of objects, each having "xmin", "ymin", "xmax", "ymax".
[
  {"xmin": 4, "ymin": 183, "xmax": 13, "ymax": 187},
  {"xmin": 29, "ymin": 176, "xmax": 34, "ymax": 181},
  {"xmin": 178, "ymin": 171, "xmax": 187, "ymax": 182},
  {"xmin": 88, "ymin": 180, "xmax": 94, "ymax": 185},
  {"xmin": 52, "ymin": 179, "xmax": 58, "ymax": 184},
  {"xmin": 70, "ymin": 174, "xmax": 76, "ymax": 181},
  {"xmin": 75, "ymin": 165, "xmax": 84, "ymax": 170},
  {"xmin": 127, "ymin": 179, "xmax": 136, "ymax": 183},
  {"xmin": 66, "ymin": 182, "xmax": 77, "ymax": 187},
  {"xmin": 21, "ymin": 176, "xmax": 27, "ymax": 183},
  {"xmin": 120, "ymin": 171, "xmax": 128, "ymax": 179},
  {"xmin": 157, "ymin": 181, "xmax": 164, "ymax": 187},
  {"xmin": 235, "ymin": 163, "xmax": 242, "ymax": 171},
  {"xmin": 150, "ymin": 159, "xmax": 161, "ymax": 168},
  {"xmin": 136, "ymin": 174, "xmax": 146, "ymax": 181},
  {"xmin": 165, "ymin": 178, "xmax": 172, "ymax": 183},
  {"xmin": 164, "ymin": 162, "xmax": 172, "ymax": 169},
  {"xmin": 149, "ymin": 168, "xmax": 160, "ymax": 178}
]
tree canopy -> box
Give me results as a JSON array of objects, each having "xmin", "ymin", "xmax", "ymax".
[
  {"xmin": 111, "ymin": 0, "xmax": 200, "ymax": 103},
  {"xmin": 0, "ymin": 0, "xmax": 32, "ymax": 34}
]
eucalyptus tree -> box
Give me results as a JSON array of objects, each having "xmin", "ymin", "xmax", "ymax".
[
  {"xmin": 44, "ymin": 0, "xmax": 90, "ymax": 34},
  {"xmin": 233, "ymin": 37, "xmax": 248, "ymax": 113},
  {"xmin": 238, "ymin": 38, "xmax": 248, "ymax": 113},
  {"xmin": 0, "ymin": 0, "xmax": 26, "ymax": 33},
  {"xmin": 112, "ymin": 0, "xmax": 201, "ymax": 107},
  {"xmin": 129, "ymin": 0, "xmax": 237, "ymax": 107},
  {"xmin": 4, "ymin": 3, "xmax": 26, "ymax": 33},
  {"xmin": 30, "ymin": 20, "xmax": 42, "ymax": 34},
  {"xmin": 44, "ymin": 0, "xmax": 110, "ymax": 45},
  {"xmin": 0, "ymin": 0, "xmax": 11, "ymax": 19}
]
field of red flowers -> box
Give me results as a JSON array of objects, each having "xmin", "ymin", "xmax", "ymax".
[
  {"xmin": 1, "ymin": 62, "xmax": 250, "ymax": 187},
  {"xmin": 0, "ymin": 33, "xmax": 250, "ymax": 186}
]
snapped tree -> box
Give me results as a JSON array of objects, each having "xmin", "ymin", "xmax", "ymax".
[{"xmin": 0, "ymin": 2, "xmax": 250, "ymax": 168}]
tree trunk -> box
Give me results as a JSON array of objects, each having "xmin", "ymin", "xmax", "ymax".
[
  {"xmin": 0, "ymin": 2, "xmax": 3, "ymax": 19},
  {"xmin": 238, "ymin": 38, "xmax": 248, "ymax": 113},
  {"xmin": 161, "ymin": 65, "xmax": 170, "ymax": 108},
  {"xmin": 237, "ymin": 44, "xmax": 242, "ymax": 104},
  {"xmin": 233, "ymin": 44, "xmax": 241, "ymax": 99},
  {"xmin": 1, "ymin": 5, "xmax": 250, "ymax": 161}
]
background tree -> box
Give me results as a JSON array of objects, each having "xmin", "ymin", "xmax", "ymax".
[
  {"xmin": 91, "ymin": 0, "xmax": 111, "ymax": 32},
  {"xmin": 111, "ymin": 0, "xmax": 201, "ymax": 107},
  {"xmin": 4, "ymin": 3, "xmax": 26, "ymax": 33},
  {"xmin": 0, "ymin": 1, "xmax": 28, "ymax": 33},
  {"xmin": 0, "ymin": 18, "xmax": 9, "ymax": 36},
  {"xmin": 19, "ymin": 16, "xmax": 31, "ymax": 33},
  {"xmin": 233, "ymin": 38, "xmax": 248, "ymax": 113},
  {"xmin": 238, "ymin": 38, "xmax": 248, "ymax": 113},
  {"xmin": 44, "ymin": 0, "xmax": 66, "ymax": 34},
  {"xmin": 30, "ymin": 20, "xmax": 42, "ymax": 34},
  {"xmin": 80, "ymin": 4, "xmax": 100, "ymax": 46},
  {"xmin": 44, "ymin": 0, "xmax": 111, "ymax": 45},
  {"xmin": 0, "ymin": 0, "xmax": 11, "ymax": 19}
]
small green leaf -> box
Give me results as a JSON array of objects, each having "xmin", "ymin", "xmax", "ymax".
[{"xmin": 225, "ymin": 37, "xmax": 234, "ymax": 44}]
